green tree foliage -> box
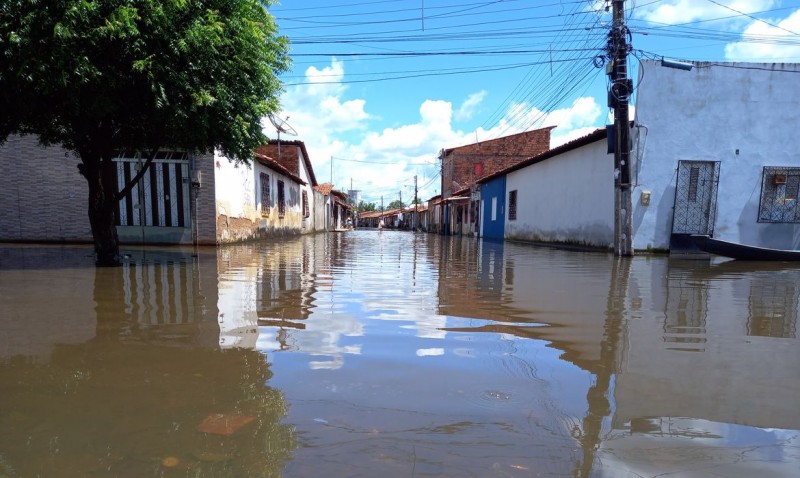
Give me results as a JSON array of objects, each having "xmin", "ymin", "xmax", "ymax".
[
  {"xmin": 387, "ymin": 199, "xmax": 405, "ymax": 210},
  {"xmin": 357, "ymin": 201, "xmax": 376, "ymax": 212},
  {"xmin": 0, "ymin": 0, "xmax": 289, "ymax": 265}
]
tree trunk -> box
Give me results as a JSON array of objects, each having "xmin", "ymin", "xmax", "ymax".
[{"xmin": 82, "ymin": 155, "xmax": 121, "ymax": 267}]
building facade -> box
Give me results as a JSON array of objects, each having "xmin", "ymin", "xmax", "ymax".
[{"xmin": 632, "ymin": 60, "xmax": 800, "ymax": 251}]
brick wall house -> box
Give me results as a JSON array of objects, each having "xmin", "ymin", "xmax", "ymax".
[
  {"xmin": 439, "ymin": 127, "xmax": 553, "ymax": 235},
  {"xmin": 0, "ymin": 134, "xmax": 217, "ymax": 245},
  {"xmin": 0, "ymin": 135, "xmax": 327, "ymax": 246}
]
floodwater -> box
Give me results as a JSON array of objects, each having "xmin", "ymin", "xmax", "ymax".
[{"xmin": 0, "ymin": 231, "xmax": 798, "ymax": 478}]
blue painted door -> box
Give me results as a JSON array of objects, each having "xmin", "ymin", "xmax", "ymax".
[{"xmin": 480, "ymin": 176, "xmax": 506, "ymax": 239}]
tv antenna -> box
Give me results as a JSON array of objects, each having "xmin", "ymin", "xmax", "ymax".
[{"xmin": 268, "ymin": 114, "xmax": 298, "ymax": 158}]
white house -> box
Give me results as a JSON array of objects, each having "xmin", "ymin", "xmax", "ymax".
[
  {"xmin": 632, "ymin": 60, "xmax": 800, "ymax": 251},
  {"xmin": 478, "ymin": 128, "xmax": 614, "ymax": 249},
  {"xmin": 214, "ymin": 141, "xmax": 325, "ymax": 242},
  {"xmin": 478, "ymin": 60, "xmax": 800, "ymax": 253}
]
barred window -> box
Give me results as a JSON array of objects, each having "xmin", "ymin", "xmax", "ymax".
[
  {"xmin": 758, "ymin": 167, "xmax": 800, "ymax": 223},
  {"xmin": 302, "ymin": 190, "xmax": 310, "ymax": 218},
  {"xmin": 508, "ymin": 190, "xmax": 518, "ymax": 221},
  {"xmin": 277, "ymin": 180, "xmax": 286, "ymax": 218},
  {"xmin": 260, "ymin": 173, "xmax": 270, "ymax": 217}
]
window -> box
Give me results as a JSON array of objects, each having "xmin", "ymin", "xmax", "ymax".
[
  {"xmin": 508, "ymin": 190, "xmax": 518, "ymax": 221},
  {"xmin": 277, "ymin": 180, "xmax": 286, "ymax": 218},
  {"xmin": 260, "ymin": 173, "xmax": 270, "ymax": 217},
  {"xmin": 758, "ymin": 167, "xmax": 800, "ymax": 223},
  {"xmin": 302, "ymin": 190, "xmax": 310, "ymax": 218},
  {"xmin": 687, "ymin": 167, "xmax": 700, "ymax": 202}
]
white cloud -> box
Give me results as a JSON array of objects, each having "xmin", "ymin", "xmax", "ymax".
[
  {"xmin": 725, "ymin": 9, "xmax": 800, "ymax": 60},
  {"xmin": 276, "ymin": 58, "xmax": 370, "ymax": 138},
  {"xmin": 632, "ymin": 0, "xmax": 776, "ymax": 25},
  {"xmin": 278, "ymin": 59, "xmax": 607, "ymax": 202},
  {"xmin": 473, "ymin": 96, "xmax": 603, "ymax": 147},
  {"xmin": 455, "ymin": 91, "xmax": 487, "ymax": 122}
]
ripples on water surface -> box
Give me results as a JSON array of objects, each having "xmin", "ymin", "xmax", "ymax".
[{"xmin": 1, "ymin": 231, "xmax": 798, "ymax": 477}]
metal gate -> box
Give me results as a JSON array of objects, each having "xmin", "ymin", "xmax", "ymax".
[{"xmin": 670, "ymin": 161, "xmax": 720, "ymax": 251}]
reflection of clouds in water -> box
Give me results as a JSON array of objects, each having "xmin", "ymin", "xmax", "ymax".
[
  {"xmin": 597, "ymin": 418, "xmax": 800, "ymax": 478},
  {"xmin": 373, "ymin": 312, "xmax": 448, "ymax": 339},
  {"xmin": 256, "ymin": 315, "xmax": 364, "ymax": 370},
  {"xmin": 416, "ymin": 348, "xmax": 444, "ymax": 357},
  {"xmin": 453, "ymin": 347, "xmax": 476, "ymax": 358},
  {"xmin": 217, "ymin": 269, "xmax": 260, "ymax": 349},
  {"xmin": 219, "ymin": 324, "xmax": 258, "ymax": 350}
]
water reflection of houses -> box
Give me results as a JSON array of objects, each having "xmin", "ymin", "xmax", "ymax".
[
  {"xmin": 0, "ymin": 245, "xmax": 220, "ymax": 362},
  {"xmin": 436, "ymin": 240, "xmax": 800, "ymax": 474},
  {"xmin": 437, "ymin": 240, "xmax": 613, "ymax": 372},
  {"xmin": 215, "ymin": 239, "xmax": 317, "ymax": 350},
  {"xmin": 215, "ymin": 235, "xmax": 365, "ymax": 368},
  {"xmin": 616, "ymin": 259, "xmax": 800, "ymax": 431}
]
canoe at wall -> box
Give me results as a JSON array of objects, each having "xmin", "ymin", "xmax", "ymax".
[{"xmin": 691, "ymin": 235, "xmax": 800, "ymax": 261}]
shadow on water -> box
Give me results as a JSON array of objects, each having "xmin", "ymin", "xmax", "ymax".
[{"xmin": 0, "ymin": 244, "xmax": 296, "ymax": 477}]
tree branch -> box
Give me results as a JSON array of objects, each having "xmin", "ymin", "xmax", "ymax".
[{"xmin": 114, "ymin": 147, "xmax": 160, "ymax": 202}]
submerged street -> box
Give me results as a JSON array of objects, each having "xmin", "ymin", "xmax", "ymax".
[{"xmin": 1, "ymin": 231, "xmax": 798, "ymax": 477}]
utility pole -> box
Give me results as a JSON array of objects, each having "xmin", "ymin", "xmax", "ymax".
[
  {"xmin": 414, "ymin": 175, "xmax": 418, "ymax": 230},
  {"xmin": 609, "ymin": 0, "xmax": 633, "ymax": 256}
]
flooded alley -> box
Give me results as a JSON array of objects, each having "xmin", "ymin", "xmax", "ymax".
[{"xmin": 1, "ymin": 231, "xmax": 798, "ymax": 477}]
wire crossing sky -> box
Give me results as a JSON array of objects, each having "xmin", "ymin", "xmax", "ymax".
[{"xmin": 269, "ymin": 0, "xmax": 800, "ymax": 206}]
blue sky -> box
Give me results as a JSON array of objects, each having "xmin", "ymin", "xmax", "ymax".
[{"xmin": 267, "ymin": 0, "xmax": 800, "ymax": 206}]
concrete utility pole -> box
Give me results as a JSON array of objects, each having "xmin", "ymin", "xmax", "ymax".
[
  {"xmin": 414, "ymin": 175, "xmax": 418, "ymax": 230},
  {"xmin": 609, "ymin": 0, "xmax": 633, "ymax": 256}
]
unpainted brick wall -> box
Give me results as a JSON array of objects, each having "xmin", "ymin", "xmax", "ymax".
[
  {"xmin": 256, "ymin": 143, "xmax": 300, "ymax": 176},
  {"xmin": 442, "ymin": 128, "xmax": 552, "ymax": 196},
  {"xmin": 0, "ymin": 135, "xmax": 93, "ymax": 242}
]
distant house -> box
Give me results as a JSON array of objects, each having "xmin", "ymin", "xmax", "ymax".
[
  {"xmin": 330, "ymin": 190, "xmax": 352, "ymax": 230},
  {"xmin": 312, "ymin": 183, "xmax": 351, "ymax": 231},
  {"xmin": 477, "ymin": 129, "xmax": 611, "ymax": 246},
  {"xmin": 358, "ymin": 210, "xmax": 382, "ymax": 228},
  {"xmin": 439, "ymin": 127, "xmax": 552, "ymax": 236},
  {"xmin": 0, "ymin": 135, "xmax": 325, "ymax": 245},
  {"xmin": 477, "ymin": 60, "xmax": 800, "ymax": 253},
  {"xmin": 425, "ymin": 195, "xmax": 443, "ymax": 234}
]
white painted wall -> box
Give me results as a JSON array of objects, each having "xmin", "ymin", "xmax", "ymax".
[
  {"xmin": 505, "ymin": 139, "xmax": 614, "ymax": 248},
  {"xmin": 295, "ymin": 148, "xmax": 319, "ymax": 233},
  {"xmin": 214, "ymin": 152, "xmax": 304, "ymax": 242},
  {"xmin": 632, "ymin": 60, "xmax": 800, "ymax": 250},
  {"xmin": 214, "ymin": 153, "xmax": 255, "ymax": 220}
]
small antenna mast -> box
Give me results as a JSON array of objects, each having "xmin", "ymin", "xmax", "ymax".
[{"xmin": 267, "ymin": 114, "xmax": 298, "ymax": 158}]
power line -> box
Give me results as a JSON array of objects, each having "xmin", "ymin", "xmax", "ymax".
[
  {"xmin": 704, "ymin": 0, "xmax": 800, "ymax": 36},
  {"xmin": 283, "ymin": 56, "xmax": 597, "ymax": 86}
]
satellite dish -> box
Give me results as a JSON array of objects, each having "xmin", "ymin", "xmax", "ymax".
[
  {"xmin": 268, "ymin": 114, "xmax": 298, "ymax": 137},
  {"xmin": 267, "ymin": 114, "xmax": 298, "ymax": 159}
]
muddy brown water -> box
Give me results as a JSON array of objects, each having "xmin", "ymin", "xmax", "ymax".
[{"xmin": 1, "ymin": 231, "xmax": 798, "ymax": 477}]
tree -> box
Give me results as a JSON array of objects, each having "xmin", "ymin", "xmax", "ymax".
[
  {"xmin": 357, "ymin": 201, "xmax": 376, "ymax": 213},
  {"xmin": 387, "ymin": 200, "xmax": 405, "ymax": 210},
  {"xmin": 0, "ymin": 0, "xmax": 289, "ymax": 265}
]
